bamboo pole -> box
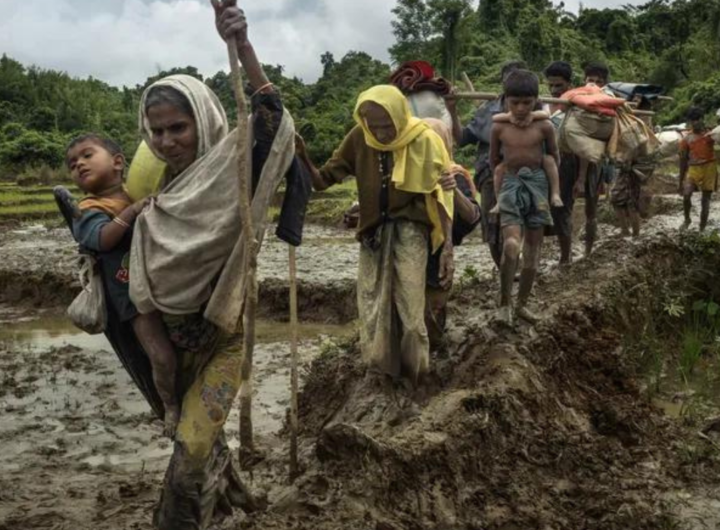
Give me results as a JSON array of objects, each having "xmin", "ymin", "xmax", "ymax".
[
  {"xmin": 460, "ymin": 72, "xmax": 475, "ymax": 92},
  {"xmin": 288, "ymin": 245, "xmax": 299, "ymax": 482},
  {"xmin": 460, "ymin": 72, "xmax": 484, "ymax": 110},
  {"xmin": 446, "ymin": 91, "xmax": 655, "ymax": 116},
  {"xmin": 224, "ymin": 32, "xmax": 259, "ymax": 452}
]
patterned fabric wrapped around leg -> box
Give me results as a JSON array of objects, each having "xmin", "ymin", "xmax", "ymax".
[
  {"xmin": 357, "ymin": 221, "xmax": 430, "ymax": 381},
  {"xmin": 154, "ymin": 334, "xmax": 259, "ymax": 530}
]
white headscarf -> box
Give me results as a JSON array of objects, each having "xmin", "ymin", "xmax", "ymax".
[{"xmin": 139, "ymin": 74, "xmax": 229, "ymax": 163}]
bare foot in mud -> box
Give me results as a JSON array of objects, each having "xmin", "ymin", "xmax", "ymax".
[
  {"xmin": 495, "ymin": 305, "xmax": 514, "ymax": 326},
  {"xmin": 515, "ymin": 305, "xmax": 541, "ymax": 324},
  {"xmin": 164, "ymin": 407, "xmax": 180, "ymax": 439},
  {"xmin": 680, "ymin": 219, "xmax": 691, "ymax": 231}
]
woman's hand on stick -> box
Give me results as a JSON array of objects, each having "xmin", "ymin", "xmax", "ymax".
[{"xmin": 212, "ymin": 0, "xmax": 249, "ymax": 48}]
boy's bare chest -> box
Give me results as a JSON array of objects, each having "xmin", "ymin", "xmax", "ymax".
[{"xmin": 499, "ymin": 123, "xmax": 544, "ymax": 149}]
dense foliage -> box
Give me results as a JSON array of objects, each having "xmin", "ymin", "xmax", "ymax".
[{"xmin": 1, "ymin": 0, "xmax": 719, "ymax": 179}]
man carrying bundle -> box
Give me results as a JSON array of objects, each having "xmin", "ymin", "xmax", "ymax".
[{"xmin": 544, "ymin": 61, "xmax": 579, "ymax": 265}]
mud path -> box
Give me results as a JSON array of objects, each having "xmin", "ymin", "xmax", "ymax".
[
  {"xmin": 2, "ymin": 197, "xmax": 720, "ymax": 529},
  {"xmin": 0, "ymin": 306, "xmax": 354, "ymax": 530}
]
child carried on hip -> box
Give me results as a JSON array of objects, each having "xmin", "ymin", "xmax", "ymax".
[{"xmin": 65, "ymin": 134, "xmax": 180, "ymax": 438}]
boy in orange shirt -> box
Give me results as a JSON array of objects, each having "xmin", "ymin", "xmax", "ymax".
[{"xmin": 680, "ymin": 107, "xmax": 717, "ymax": 231}]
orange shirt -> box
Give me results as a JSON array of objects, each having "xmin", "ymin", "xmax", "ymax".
[
  {"xmin": 79, "ymin": 194, "xmax": 132, "ymax": 218},
  {"xmin": 680, "ymin": 132, "xmax": 715, "ymax": 165}
]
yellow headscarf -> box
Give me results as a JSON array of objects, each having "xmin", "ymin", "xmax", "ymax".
[{"xmin": 354, "ymin": 85, "xmax": 453, "ymax": 252}]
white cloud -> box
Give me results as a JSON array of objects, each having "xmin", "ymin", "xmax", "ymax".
[
  {"xmin": 0, "ymin": 0, "xmax": 653, "ymax": 88},
  {"xmin": 0, "ymin": 0, "xmax": 394, "ymax": 87}
]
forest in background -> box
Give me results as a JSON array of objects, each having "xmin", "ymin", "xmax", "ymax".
[{"xmin": 1, "ymin": 0, "xmax": 720, "ymax": 182}]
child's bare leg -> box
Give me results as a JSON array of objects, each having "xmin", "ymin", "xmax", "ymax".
[
  {"xmin": 498, "ymin": 225, "xmax": 522, "ymax": 324},
  {"xmin": 543, "ymin": 155, "xmax": 563, "ymax": 207},
  {"xmin": 490, "ymin": 164, "xmax": 505, "ymax": 215},
  {"xmin": 614, "ymin": 207, "xmax": 630, "ymax": 236},
  {"xmin": 629, "ymin": 209, "xmax": 640, "ymax": 237},
  {"xmin": 132, "ymin": 312, "xmax": 180, "ymax": 438},
  {"xmin": 516, "ymin": 227, "xmax": 544, "ymax": 323},
  {"xmin": 682, "ymin": 184, "xmax": 693, "ymax": 230},
  {"xmin": 700, "ymin": 191, "xmax": 712, "ymax": 231}
]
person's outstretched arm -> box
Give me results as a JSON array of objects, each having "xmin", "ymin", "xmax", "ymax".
[
  {"xmin": 213, "ymin": 1, "xmax": 271, "ymax": 92},
  {"xmin": 295, "ymin": 134, "xmax": 330, "ymax": 191}
]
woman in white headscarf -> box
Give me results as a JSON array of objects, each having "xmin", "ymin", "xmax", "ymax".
[{"xmin": 115, "ymin": 4, "xmax": 299, "ymax": 529}]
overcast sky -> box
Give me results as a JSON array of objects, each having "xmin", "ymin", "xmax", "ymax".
[{"xmin": 0, "ymin": 0, "xmax": 646, "ymax": 88}]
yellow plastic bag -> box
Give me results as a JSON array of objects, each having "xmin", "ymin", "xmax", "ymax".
[{"xmin": 126, "ymin": 141, "xmax": 166, "ymax": 201}]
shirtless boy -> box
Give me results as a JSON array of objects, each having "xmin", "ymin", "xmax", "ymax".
[
  {"xmin": 490, "ymin": 110, "xmax": 562, "ymax": 214},
  {"xmin": 490, "ymin": 70, "xmax": 558, "ymax": 324},
  {"xmin": 65, "ymin": 135, "xmax": 180, "ymax": 437}
]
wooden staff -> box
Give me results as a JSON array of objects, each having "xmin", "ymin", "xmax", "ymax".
[
  {"xmin": 447, "ymin": 91, "xmax": 655, "ymax": 116},
  {"xmin": 288, "ymin": 245, "xmax": 299, "ymax": 481},
  {"xmin": 223, "ymin": 22, "xmax": 259, "ymax": 451},
  {"xmin": 461, "ymin": 72, "xmax": 484, "ymax": 111}
]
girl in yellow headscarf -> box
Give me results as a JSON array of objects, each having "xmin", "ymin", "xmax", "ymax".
[{"xmin": 296, "ymin": 84, "xmax": 454, "ymax": 384}]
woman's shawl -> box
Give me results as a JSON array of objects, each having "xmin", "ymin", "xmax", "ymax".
[{"xmin": 129, "ymin": 75, "xmax": 295, "ymax": 332}]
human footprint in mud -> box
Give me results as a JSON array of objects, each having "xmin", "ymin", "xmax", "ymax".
[
  {"xmin": 490, "ymin": 71, "xmax": 556, "ymax": 324},
  {"xmin": 64, "ymin": 135, "xmax": 180, "ymax": 438},
  {"xmin": 296, "ymin": 85, "xmax": 454, "ymax": 384}
]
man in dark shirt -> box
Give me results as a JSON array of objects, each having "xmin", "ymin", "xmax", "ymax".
[{"xmin": 544, "ymin": 61, "xmax": 577, "ymax": 265}]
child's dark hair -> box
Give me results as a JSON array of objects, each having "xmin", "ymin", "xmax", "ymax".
[
  {"xmin": 145, "ymin": 85, "xmax": 194, "ymax": 116},
  {"xmin": 500, "ymin": 60, "xmax": 528, "ymax": 81},
  {"xmin": 544, "ymin": 61, "xmax": 573, "ymax": 82},
  {"xmin": 583, "ymin": 61, "xmax": 609, "ymax": 82},
  {"xmin": 503, "ymin": 70, "xmax": 539, "ymax": 98},
  {"xmin": 686, "ymin": 106, "xmax": 705, "ymax": 121},
  {"xmin": 65, "ymin": 134, "xmax": 124, "ymax": 167}
]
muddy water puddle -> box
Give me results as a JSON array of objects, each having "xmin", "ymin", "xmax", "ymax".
[
  {"xmin": 650, "ymin": 358, "xmax": 720, "ymax": 421},
  {"xmin": 0, "ymin": 310, "xmax": 355, "ymax": 477}
]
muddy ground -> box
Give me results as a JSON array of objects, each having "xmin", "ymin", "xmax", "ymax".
[{"xmin": 2, "ymin": 193, "xmax": 720, "ymax": 529}]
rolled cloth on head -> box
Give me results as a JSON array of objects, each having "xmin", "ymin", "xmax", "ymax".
[
  {"xmin": 354, "ymin": 85, "xmax": 454, "ymax": 252},
  {"xmin": 389, "ymin": 60, "xmax": 452, "ymax": 96},
  {"xmin": 129, "ymin": 75, "xmax": 295, "ymax": 331}
]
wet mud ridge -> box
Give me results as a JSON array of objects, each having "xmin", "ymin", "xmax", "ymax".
[
  {"xmin": 242, "ymin": 234, "xmax": 720, "ymax": 530},
  {"xmin": 3, "ymin": 201, "xmax": 720, "ymax": 529},
  {"xmin": 0, "ymin": 225, "xmax": 361, "ymax": 323}
]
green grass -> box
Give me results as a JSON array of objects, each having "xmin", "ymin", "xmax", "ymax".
[
  {"xmin": 0, "ymin": 184, "xmax": 71, "ymax": 221},
  {"xmin": 0, "ymin": 202, "xmax": 61, "ymax": 219}
]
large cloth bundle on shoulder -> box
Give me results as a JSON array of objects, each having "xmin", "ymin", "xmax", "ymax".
[
  {"xmin": 562, "ymin": 85, "xmax": 625, "ymax": 116},
  {"xmin": 709, "ymin": 125, "xmax": 720, "ymax": 144},
  {"xmin": 656, "ymin": 129, "xmax": 686, "ymax": 158},
  {"xmin": 559, "ymin": 108, "xmax": 614, "ymax": 163},
  {"xmin": 406, "ymin": 91, "xmax": 452, "ymax": 130},
  {"xmin": 607, "ymin": 107, "xmax": 659, "ymax": 165}
]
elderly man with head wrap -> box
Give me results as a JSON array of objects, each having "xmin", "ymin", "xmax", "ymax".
[{"xmin": 296, "ymin": 85, "xmax": 454, "ymax": 384}]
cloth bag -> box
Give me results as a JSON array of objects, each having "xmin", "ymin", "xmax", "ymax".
[
  {"xmin": 608, "ymin": 108, "xmax": 659, "ymax": 164},
  {"xmin": 406, "ymin": 91, "xmax": 453, "ymax": 130},
  {"xmin": 67, "ymin": 255, "xmax": 107, "ymax": 334},
  {"xmin": 559, "ymin": 109, "xmax": 610, "ymax": 164}
]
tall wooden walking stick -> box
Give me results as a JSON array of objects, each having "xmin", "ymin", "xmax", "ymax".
[
  {"xmin": 222, "ymin": 12, "xmax": 259, "ymax": 453},
  {"xmin": 288, "ymin": 245, "xmax": 300, "ymax": 481}
]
